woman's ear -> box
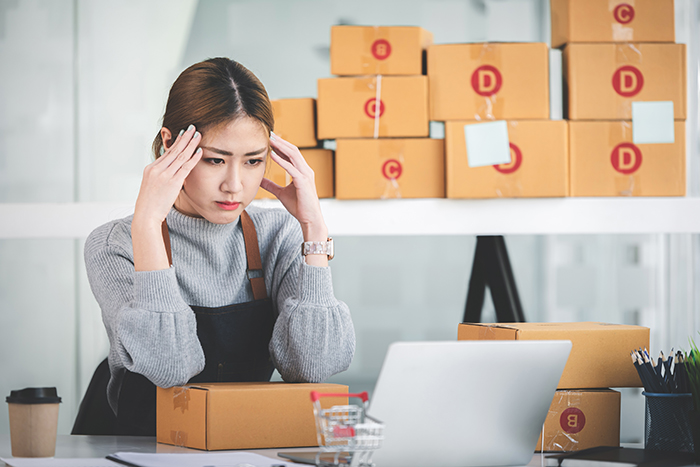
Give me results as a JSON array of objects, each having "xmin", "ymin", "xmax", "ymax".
[{"xmin": 161, "ymin": 127, "xmax": 173, "ymax": 150}]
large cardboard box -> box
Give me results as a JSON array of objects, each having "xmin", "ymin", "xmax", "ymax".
[
  {"xmin": 428, "ymin": 43, "xmax": 549, "ymax": 121},
  {"xmin": 271, "ymin": 98, "xmax": 318, "ymax": 148},
  {"xmin": 564, "ymin": 43, "xmax": 686, "ymax": 120},
  {"xmin": 331, "ymin": 25, "xmax": 433, "ymax": 76},
  {"xmin": 457, "ymin": 322, "xmax": 649, "ymax": 389},
  {"xmin": 445, "ymin": 120, "xmax": 568, "ymax": 198},
  {"xmin": 255, "ymin": 149, "xmax": 335, "ymax": 200},
  {"xmin": 335, "ymin": 138, "xmax": 444, "ymax": 200},
  {"xmin": 157, "ymin": 382, "xmax": 348, "ymax": 450},
  {"xmin": 569, "ymin": 121, "xmax": 685, "ymax": 197},
  {"xmin": 536, "ymin": 389, "xmax": 621, "ymax": 452},
  {"xmin": 317, "ymin": 76, "xmax": 429, "ymax": 139},
  {"xmin": 551, "ymin": 0, "xmax": 675, "ymax": 48}
]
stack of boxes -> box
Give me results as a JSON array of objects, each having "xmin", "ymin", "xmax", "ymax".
[
  {"xmin": 317, "ymin": 26, "xmax": 445, "ymax": 200},
  {"xmin": 431, "ymin": 42, "xmax": 568, "ymax": 198},
  {"xmin": 458, "ymin": 322, "xmax": 650, "ymax": 452},
  {"xmin": 255, "ymin": 98, "xmax": 334, "ymax": 200},
  {"xmin": 554, "ymin": 0, "xmax": 686, "ymax": 196}
]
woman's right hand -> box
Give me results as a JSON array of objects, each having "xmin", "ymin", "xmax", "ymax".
[
  {"xmin": 133, "ymin": 125, "xmax": 202, "ymax": 226},
  {"xmin": 131, "ymin": 125, "xmax": 202, "ymax": 271}
]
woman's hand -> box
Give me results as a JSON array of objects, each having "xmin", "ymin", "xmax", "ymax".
[
  {"xmin": 261, "ymin": 134, "xmax": 329, "ymax": 264},
  {"xmin": 132, "ymin": 125, "xmax": 202, "ymax": 271},
  {"xmin": 134, "ymin": 125, "xmax": 202, "ymax": 226}
]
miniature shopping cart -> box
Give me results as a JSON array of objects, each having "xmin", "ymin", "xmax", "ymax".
[{"xmin": 310, "ymin": 391, "xmax": 384, "ymax": 467}]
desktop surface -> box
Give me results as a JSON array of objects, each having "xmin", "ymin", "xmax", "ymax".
[{"xmin": 0, "ymin": 435, "xmax": 567, "ymax": 467}]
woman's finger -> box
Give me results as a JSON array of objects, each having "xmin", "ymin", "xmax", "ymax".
[
  {"xmin": 174, "ymin": 147, "xmax": 203, "ymax": 182},
  {"xmin": 260, "ymin": 178, "xmax": 282, "ymax": 197},
  {"xmin": 164, "ymin": 131, "xmax": 201, "ymax": 175},
  {"xmin": 269, "ymin": 150, "xmax": 303, "ymax": 179},
  {"xmin": 154, "ymin": 125, "xmax": 193, "ymax": 166},
  {"xmin": 270, "ymin": 135, "xmax": 311, "ymax": 171}
]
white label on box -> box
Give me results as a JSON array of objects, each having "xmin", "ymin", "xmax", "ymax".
[
  {"xmin": 464, "ymin": 121, "xmax": 511, "ymax": 168},
  {"xmin": 632, "ymin": 101, "xmax": 675, "ymax": 144}
]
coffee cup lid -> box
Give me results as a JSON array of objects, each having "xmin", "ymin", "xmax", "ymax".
[{"xmin": 6, "ymin": 387, "xmax": 62, "ymax": 404}]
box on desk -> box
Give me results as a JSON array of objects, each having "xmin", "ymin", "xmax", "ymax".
[
  {"xmin": 255, "ymin": 149, "xmax": 335, "ymax": 200},
  {"xmin": 335, "ymin": 138, "xmax": 444, "ymax": 200},
  {"xmin": 563, "ymin": 43, "xmax": 686, "ymax": 120},
  {"xmin": 157, "ymin": 382, "xmax": 348, "ymax": 450},
  {"xmin": 427, "ymin": 42, "xmax": 549, "ymax": 121},
  {"xmin": 317, "ymin": 76, "xmax": 429, "ymax": 139},
  {"xmin": 331, "ymin": 25, "xmax": 433, "ymax": 76},
  {"xmin": 444, "ymin": 120, "xmax": 568, "ymax": 199},
  {"xmin": 457, "ymin": 322, "xmax": 649, "ymax": 389},
  {"xmin": 536, "ymin": 389, "xmax": 621, "ymax": 452},
  {"xmin": 271, "ymin": 98, "xmax": 318, "ymax": 149},
  {"xmin": 569, "ymin": 121, "xmax": 685, "ymax": 197},
  {"xmin": 550, "ymin": 0, "xmax": 675, "ymax": 48}
]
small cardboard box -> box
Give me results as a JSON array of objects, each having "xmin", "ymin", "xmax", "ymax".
[
  {"xmin": 335, "ymin": 138, "xmax": 444, "ymax": 200},
  {"xmin": 551, "ymin": 0, "xmax": 675, "ymax": 48},
  {"xmin": 445, "ymin": 120, "xmax": 568, "ymax": 198},
  {"xmin": 536, "ymin": 389, "xmax": 621, "ymax": 452},
  {"xmin": 331, "ymin": 25, "xmax": 433, "ymax": 76},
  {"xmin": 457, "ymin": 322, "xmax": 649, "ymax": 389},
  {"xmin": 157, "ymin": 382, "xmax": 348, "ymax": 450},
  {"xmin": 271, "ymin": 98, "xmax": 318, "ymax": 148},
  {"xmin": 564, "ymin": 43, "xmax": 686, "ymax": 120},
  {"xmin": 569, "ymin": 120, "xmax": 685, "ymax": 197},
  {"xmin": 256, "ymin": 149, "xmax": 335, "ymax": 199},
  {"xmin": 428, "ymin": 43, "xmax": 549, "ymax": 121},
  {"xmin": 317, "ymin": 76, "xmax": 429, "ymax": 139}
]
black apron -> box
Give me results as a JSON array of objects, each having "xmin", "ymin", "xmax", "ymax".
[{"xmin": 115, "ymin": 210, "xmax": 275, "ymax": 436}]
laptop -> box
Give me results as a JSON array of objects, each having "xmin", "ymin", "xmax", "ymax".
[{"xmin": 281, "ymin": 340, "xmax": 571, "ymax": 467}]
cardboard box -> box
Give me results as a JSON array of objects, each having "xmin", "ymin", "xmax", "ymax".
[
  {"xmin": 457, "ymin": 322, "xmax": 649, "ymax": 389},
  {"xmin": 157, "ymin": 382, "xmax": 348, "ymax": 450},
  {"xmin": 271, "ymin": 98, "xmax": 318, "ymax": 148},
  {"xmin": 445, "ymin": 120, "xmax": 568, "ymax": 198},
  {"xmin": 256, "ymin": 149, "xmax": 335, "ymax": 199},
  {"xmin": 331, "ymin": 25, "xmax": 433, "ymax": 76},
  {"xmin": 536, "ymin": 389, "xmax": 621, "ymax": 452},
  {"xmin": 551, "ymin": 0, "xmax": 675, "ymax": 48},
  {"xmin": 569, "ymin": 121, "xmax": 685, "ymax": 197},
  {"xmin": 317, "ymin": 76, "xmax": 429, "ymax": 139},
  {"xmin": 564, "ymin": 43, "xmax": 686, "ymax": 120},
  {"xmin": 335, "ymin": 138, "xmax": 444, "ymax": 200},
  {"xmin": 428, "ymin": 43, "xmax": 549, "ymax": 121}
]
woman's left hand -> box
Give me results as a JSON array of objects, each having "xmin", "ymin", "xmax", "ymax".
[{"xmin": 261, "ymin": 134, "xmax": 328, "ymax": 242}]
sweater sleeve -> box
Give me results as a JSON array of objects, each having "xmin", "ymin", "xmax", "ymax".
[
  {"xmin": 266, "ymin": 214, "xmax": 355, "ymax": 382},
  {"xmin": 84, "ymin": 221, "xmax": 205, "ymax": 396}
]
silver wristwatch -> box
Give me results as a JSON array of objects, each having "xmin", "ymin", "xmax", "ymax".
[{"xmin": 301, "ymin": 237, "xmax": 334, "ymax": 260}]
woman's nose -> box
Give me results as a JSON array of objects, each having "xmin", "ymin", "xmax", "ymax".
[{"xmin": 221, "ymin": 167, "xmax": 243, "ymax": 193}]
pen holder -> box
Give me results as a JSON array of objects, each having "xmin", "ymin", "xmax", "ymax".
[{"xmin": 643, "ymin": 392, "xmax": 694, "ymax": 452}]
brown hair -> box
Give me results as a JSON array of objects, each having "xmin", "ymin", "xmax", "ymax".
[{"xmin": 152, "ymin": 58, "xmax": 274, "ymax": 158}]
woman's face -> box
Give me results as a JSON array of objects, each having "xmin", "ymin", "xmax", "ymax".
[{"xmin": 174, "ymin": 116, "xmax": 269, "ymax": 224}]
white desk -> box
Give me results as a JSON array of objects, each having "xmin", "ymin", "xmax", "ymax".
[{"xmin": 0, "ymin": 434, "xmax": 554, "ymax": 466}]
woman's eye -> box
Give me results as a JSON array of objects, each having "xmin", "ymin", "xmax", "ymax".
[
  {"xmin": 246, "ymin": 158, "xmax": 264, "ymax": 166},
  {"xmin": 205, "ymin": 158, "xmax": 225, "ymax": 165}
]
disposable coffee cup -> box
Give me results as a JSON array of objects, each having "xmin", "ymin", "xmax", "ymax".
[{"xmin": 6, "ymin": 387, "xmax": 61, "ymax": 457}]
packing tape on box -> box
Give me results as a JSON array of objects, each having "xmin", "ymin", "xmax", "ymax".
[
  {"xmin": 543, "ymin": 391, "xmax": 584, "ymax": 452},
  {"xmin": 173, "ymin": 386, "xmax": 190, "ymax": 412},
  {"xmin": 361, "ymin": 27, "xmax": 392, "ymax": 75},
  {"xmin": 355, "ymin": 77, "xmax": 388, "ymax": 138},
  {"xmin": 379, "ymin": 139, "xmax": 405, "ymax": 199},
  {"xmin": 614, "ymin": 44, "xmax": 643, "ymax": 118},
  {"xmin": 609, "ymin": 1, "xmax": 635, "ymax": 42},
  {"xmin": 494, "ymin": 121, "xmax": 523, "ymax": 198},
  {"xmin": 170, "ymin": 430, "xmax": 189, "ymax": 447},
  {"xmin": 469, "ymin": 43, "xmax": 502, "ymax": 121}
]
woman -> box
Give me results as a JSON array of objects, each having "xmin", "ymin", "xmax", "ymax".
[{"xmin": 84, "ymin": 58, "xmax": 355, "ymax": 436}]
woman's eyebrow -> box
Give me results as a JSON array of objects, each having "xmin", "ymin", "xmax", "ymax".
[{"xmin": 200, "ymin": 146, "xmax": 267, "ymax": 156}]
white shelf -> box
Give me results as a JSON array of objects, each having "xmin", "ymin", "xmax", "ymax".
[{"xmin": 1, "ymin": 198, "xmax": 699, "ymax": 239}]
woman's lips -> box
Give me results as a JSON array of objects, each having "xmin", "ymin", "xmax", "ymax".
[{"xmin": 216, "ymin": 201, "xmax": 241, "ymax": 211}]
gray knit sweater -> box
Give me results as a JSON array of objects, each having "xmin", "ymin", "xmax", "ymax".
[{"xmin": 84, "ymin": 206, "xmax": 355, "ymax": 413}]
